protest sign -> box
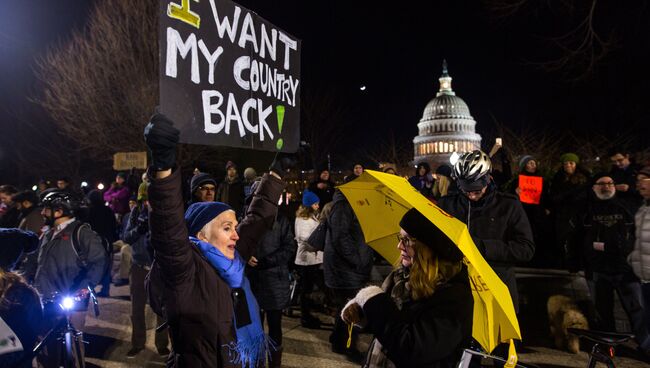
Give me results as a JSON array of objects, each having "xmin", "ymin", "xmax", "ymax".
[
  {"xmin": 518, "ymin": 175, "xmax": 543, "ymax": 205},
  {"xmin": 113, "ymin": 152, "xmax": 148, "ymax": 171},
  {"xmin": 160, "ymin": 0, "xmax": 301, "ymax": 152}
]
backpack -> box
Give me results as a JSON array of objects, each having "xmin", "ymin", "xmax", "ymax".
[{"xmin": 70, "ymin": 222, "xmax": 112, "ymax": 277}]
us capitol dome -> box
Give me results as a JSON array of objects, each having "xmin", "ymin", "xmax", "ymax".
[{"xmin": 413, "ymin": 60, "xmax": 482, "ymax": 168}]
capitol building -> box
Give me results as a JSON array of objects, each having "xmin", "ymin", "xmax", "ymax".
[{"xmin": 413, "ymin": 60, "xmax": 482, "ymax": 168}]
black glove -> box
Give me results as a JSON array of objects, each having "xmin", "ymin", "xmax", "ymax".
[
  {"xmin": 144, "ymin": 113, "xmax": 180, "ymax": 170},
  {"xmin": 268, "ymin": 152, "xmax": 297, "ymax": 179}
]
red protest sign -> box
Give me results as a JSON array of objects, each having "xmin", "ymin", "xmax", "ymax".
[{"xmin": 518, "ymin": 175, "xmax": 543, "ymax": 205}]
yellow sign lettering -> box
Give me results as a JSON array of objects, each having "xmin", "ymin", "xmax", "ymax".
[{"xmin": 168, "ymin": 0, "xmax": 201, "ymax": 29}]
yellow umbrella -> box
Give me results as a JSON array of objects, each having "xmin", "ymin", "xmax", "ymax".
[{"xmin": 338, "ymin": 170, "xmax": 521, "ymax": 357}]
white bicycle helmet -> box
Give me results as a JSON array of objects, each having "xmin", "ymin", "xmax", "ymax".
[{"xmin": 452, "ymin": 150, "xmax": 492, "ymax": 181}]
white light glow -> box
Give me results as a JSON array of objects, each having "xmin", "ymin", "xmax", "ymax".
[
  {"xmin": 81, "ymin": 181, "xmax": 88, "ymax": 188},
  {"xmin": 450, "ymin": 152, "xmax": 460, "ymax": 166},
  {"xmin": 97, "ymin": 183, "xmax": 105, "ymax": 190},
  {"xmin": 62, "ymin": 297, "xmax": 74, "ymax": 310},
  {"xmin": 360, "ymin": 85, "xmax": 366, "ymax": 91},
  {"xmin": 32, "ymin": 185, "xmax": 37, "ymax": 191}
]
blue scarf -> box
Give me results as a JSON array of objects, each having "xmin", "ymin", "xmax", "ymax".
[{"xmin": 190, "ymin": 236, "xmax": 273, "ymax": 367}]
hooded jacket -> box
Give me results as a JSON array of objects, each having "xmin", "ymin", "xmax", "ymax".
[
  {"xmin": 437, "ymin": 184, "xmax": 534, "ymax": 312},
  {"xmin": 629, "ymin": 201, "xmax": 650, "ymax": 281},
  {"xmin": 147, "ymin": 167, "xmax": 284, "ymax": 367},
  {"xmin": 323, "ymin": 191, "xmax": 374, "ymax": 289}
]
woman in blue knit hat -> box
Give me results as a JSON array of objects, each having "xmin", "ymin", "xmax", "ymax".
[
  {"xmin": 294, "ymin": 190, "xmax": 325, "ymax": 329},
  {"xmin": 143, "ymin": 114, "xmax": 293, "ymax": 368}
]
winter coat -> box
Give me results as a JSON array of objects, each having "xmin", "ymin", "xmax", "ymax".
[
  {"xmin": 294, "ymin": 215, "xmax": 323, "ymax": 266},
  {"xmin": 147, "ymin": 167, "xmax": 284, "ymax": 368},
  {"xmin": 629, "ymin": 202, "xmax": 650, "ymax": 281},
  {"xmin": 122, "ymin": 206, "xmax": 153, "ymax": 267},
  {"xmin": 216, "ymin": 176, "xmax": 245, "ymax": 218},
  {"xmin": 103, "ymin": 184, "xmax": 131, "ymax": 215},
  {"xmin": 86, "ymin": 204, "xmax": 118, "ymax": 244},
  {"xmin": 567, "ymin": 193, "xmax": 635, "ymax": 276},
  {"xmin": 362, "ymin": 266, "xmax": 473, "ymax": 368},
  {"xmin": 610, "ymin": 163, "xmax": 643, "ymax": 210},
  {"xmin": 247, "ymin": 213, "xmax": 296, "ymax": 311},
  {"xmin": 34, "ymin": 219, "xmax": 107, "ymax": 297},
  {"xmin": 550, "ymin": 169, "xmax": 590, "ymax": 244},
  {"xmin": 323, "ymin": 191, "xmax": 374, "ymax": 289},
  {"xmin": 437, "ymin": 185, "xmax": 534, "ymax": 312}
]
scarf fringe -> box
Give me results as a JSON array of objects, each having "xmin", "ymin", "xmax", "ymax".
[{"xmin": 224, "ymin": 332, "xmax": 276, "ymax": 367}]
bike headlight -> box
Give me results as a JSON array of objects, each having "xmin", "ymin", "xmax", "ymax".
[{"xmin": 62, "ymin": 297, "xmax": 75, "ymax": 310}]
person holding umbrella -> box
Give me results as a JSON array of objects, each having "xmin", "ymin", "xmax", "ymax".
[{"xmin": 341, "ymin": 207, "xmax": 473, "ymax": 367}]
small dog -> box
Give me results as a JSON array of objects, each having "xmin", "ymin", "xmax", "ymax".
[{"xmin": 547, "ymin": 295, "xmax": 589, "ymax": 353}]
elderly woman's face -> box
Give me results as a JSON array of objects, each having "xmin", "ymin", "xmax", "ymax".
[
  {"xmin": 198, "ymin": 210, "xmax": 239, "ymax": 260},
  {"xmin": 397, "ymin": 229, "xmax": 416, "ymax": 268}
]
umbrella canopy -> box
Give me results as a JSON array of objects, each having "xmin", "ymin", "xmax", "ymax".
[{"xmin": 338, "ymin": 170, "xmax": 521, "ymax": 354}]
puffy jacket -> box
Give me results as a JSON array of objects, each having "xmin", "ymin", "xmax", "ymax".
[
  {"xmin": 629, "ymin": 202, "xmax": 650, "ymax": 281},
  {"xmin": 247, "ymin": 213, "xmax": 296, "ymax": 311},
  {"xmin": 323, "ymin": 191, "xmax": 373, "ymax": 289},
  {"xmin": 567, "ymin": 194, "xmax": 635, "ymax": 276},
  {"xmin": 34, "ymin": 219, "xmax": 107, "ymax": 297},
  {"xmin": 437, "ymin": 184, "xmax": 534, "ymax": 312},
  {"xmin": 294, "ymin": 216, "xmax": 323, "ymax": 266},
  {"xmin": 103, "ymin": 184, "xmax": 131, "ymax": 215},
  {"xmin": 147, "ymin": 167, "xmax": 284, "ymax": 367},
  {"xmin": 216, "ymin": 176, "xmax": 245, "ymax": 219}
]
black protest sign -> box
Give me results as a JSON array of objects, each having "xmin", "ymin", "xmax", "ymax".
[{"xmin": 159, "ymin": 0, "xmax": 301, "ymax": 152}]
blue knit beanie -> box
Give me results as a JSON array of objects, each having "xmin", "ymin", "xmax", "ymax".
[
  {"xmin": 184, "ymin": 202, "xmax": 233, "ymax": 236},
  {"xmin": 302, "ymin": 190, "xmax": 320, "ymax": 207}
]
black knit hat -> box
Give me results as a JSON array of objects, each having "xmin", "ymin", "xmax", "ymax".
[
  {"xmin": 191, "ymin": 173, "xmax": 217, "ymax": 194},
  {"xmin": 399, "ymin": 208, "xmax": 464, "ymax": 262}
]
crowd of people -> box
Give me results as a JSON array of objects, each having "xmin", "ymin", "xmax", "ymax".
[{"xmin": 0, "ymin": 115, "xmax": 649, "ymax": 367}]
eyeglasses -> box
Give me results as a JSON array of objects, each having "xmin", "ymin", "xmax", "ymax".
[
  {"xmin": 199, "ymin": 186, "xmax": 216, "ymax": 192},
  {"xmin": 594, "ymin": 182, "xmax": 615, "ymax": 187},
  {"xmin": 397, "ymin": 235, "xmax": 417, "ymax": 248}
]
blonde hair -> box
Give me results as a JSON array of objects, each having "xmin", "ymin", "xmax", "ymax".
[
  {"xmin": 432, "ymin": 175, "xmax": 450, "ymax": 198},
  {"xmin": 296, "ymin": 204, "xmax": 317, "ymax": 219},
  {"xmin": 405, "ymin": 241, "xmax": 463, "ymax": 301}
]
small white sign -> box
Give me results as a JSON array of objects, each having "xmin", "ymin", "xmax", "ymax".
[{"xmin": 0, "ymin": 317, "xmax": 23, "ymax": 356}]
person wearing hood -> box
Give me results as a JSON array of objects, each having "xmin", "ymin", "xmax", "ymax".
[
  {"xmin": 341, "ymin": 208, "xmax": 473, "ymax": 368},
  {"xmin": 408, "ymin": 163, "xmax": 434, "ymax": 198},
  {"xmin": 513, "ymin": 155, "xmax": 553, "ymax": 267},
  {"xmin": 566, "ymin": 172, "xmax": 650, "ymax": 354},
  {"xmin": 144, "ymin": 114, "xmax": 292, "ymax": 367}
]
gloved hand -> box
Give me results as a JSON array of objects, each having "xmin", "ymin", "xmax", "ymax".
[
  {"xmin": 144, "ymin": 114, "xmax": 180, "ymax": 170},
  {"xmin": 268, "ymin": 152, "xmax": 297, "ymax": 179},
  {"xmin": 340, "ymin": 285, "xmax": 383, "ymax": 327}
]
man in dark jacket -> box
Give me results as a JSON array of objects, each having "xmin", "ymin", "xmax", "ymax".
[
  {"xmin": 34, "ymin": 190, "xmax": 107, "ymax": 368},
  {"xmin": 0, "ymin": 185, "xmax": 20, "ymax": 228},
  {"xmin": 608, "ymin": 148, "xmax": 643, "ymax": 210},
  {"xmin": 437, "ymin": 150, "xmax": 534, "ymax": 313},
  {"xmin": 144, "ymin": 114, "xmax": 289, "ymax": 367},
  {"xmin": 324, "ymin": 185, "xmax": 374, "ymax": 362},
  {"xmin": 12, "ymin": 190, "xmax": 44, "ymax": 282},
  {"xmin": 567, "ymin": 173, "xmax": 650, "ymax": 352}
]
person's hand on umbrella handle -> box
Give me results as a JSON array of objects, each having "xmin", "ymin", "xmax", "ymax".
[{"xmin": 341, "ymin": 300, "xmax": 365, "ymax": 327}]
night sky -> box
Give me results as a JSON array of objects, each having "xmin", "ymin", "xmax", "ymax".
[{"xmin": 1, "ymin": 1, "xmax": 649, "ymax": 181}]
